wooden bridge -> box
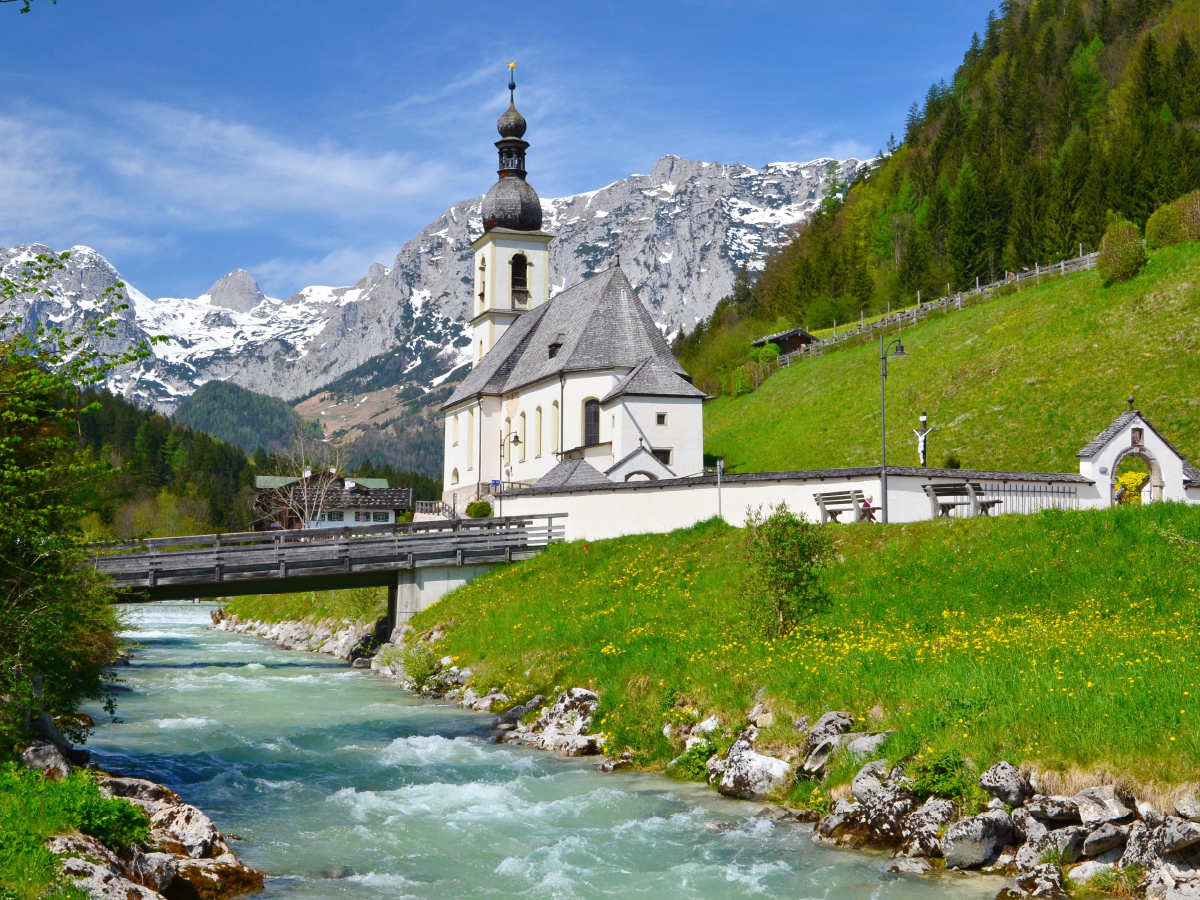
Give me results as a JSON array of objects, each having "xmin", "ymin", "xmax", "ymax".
[{"xmin": 90, "ymin": 514, "xmax": 566, "ymax": 618}]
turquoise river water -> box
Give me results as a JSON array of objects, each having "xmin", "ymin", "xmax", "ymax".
[{"xmin": 84, "ymin": 602, "xmax": 999, "ymax": 900}]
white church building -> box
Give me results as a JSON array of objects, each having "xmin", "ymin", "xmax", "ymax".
[{"xmin": 441, "ymin": 77, "xmax": 707, "ymax": 504}]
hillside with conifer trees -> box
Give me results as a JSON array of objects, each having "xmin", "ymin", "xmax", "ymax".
[{"xmin": 676, "ymin": 0, "xmax": 1200, "ymax": 395}]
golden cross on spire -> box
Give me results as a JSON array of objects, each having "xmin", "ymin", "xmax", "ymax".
[{"xmin": 508, "ymin": 61, "xmax": 517, "ymax": 71}]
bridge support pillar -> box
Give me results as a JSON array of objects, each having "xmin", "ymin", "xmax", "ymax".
[{"xmin": 387, "ymin": 564, "xmax": 495, "ymax": 634}]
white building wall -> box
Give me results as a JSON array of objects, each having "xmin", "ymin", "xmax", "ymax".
[
  {"xmin": 1078, "ymin": 415, "xmax": 1190, "ymax": 504},
  {"xmin": 609, "ymin": 395, "xmax": 704, "ymax": 476}
]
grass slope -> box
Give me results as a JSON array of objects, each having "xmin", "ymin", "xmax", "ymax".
[
  {"xmin": 410, "ymin": 502, "xmax": 1200, "ymax": 792},
  {"xmin": 704, "ymin": 242, "xmax": 1200, "ymax": 474},
  {"xmin": 224, "ymin": 586, "xmax": 385, "ymax": 626}
]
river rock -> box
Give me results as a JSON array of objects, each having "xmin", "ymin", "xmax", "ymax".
[
  {"xmin": 98, "ymin": 777, "xmax": 183, "ymax": 816},
  {"xmin": 21, "ymin": 741, "xmax": 71, "ymax": 779},
  {"xmin": 1141, "ymin": 801, "xmax": 1167, "ymax": 828},
  {"xmin": 717, "ymin": 729, "xmax": 791, "ymax": 801},
  {"xmin": 801, "ymin": 739, "xmax": 835, "ymax": 777},
  {"xmin": 1015, "ymin": 825, "xmax": 1090, "ymax": 873},
  {"xmin": 806, "ymin": 711, "xmax": 855, "ymax": 751},
  {"xmin": 149, "ymin": 804, "xmax": 228, "ymax": 859},
  {"xmin": 884, "ymin": 857, "xmax": 933, "ymax": 875},
  {"xmin": 61, "ymin": 857, "xmax": 165, "ymax": 900},
  {"xmin": 1012, "ymin": 807, "xmax": 1048, "ymax": 844},
  {"xmin": 693, "ymin": 715, "xmax": 719, "ymax": 735},
  {"xmin": 32, "ymin": 712, "xmax": 89, "ymax": 764},
  {"xmin": 845, "ymin": 731, "xmax": 893, "ymax": 760},
  {"xmin": 172, "ymin": 857, "xmax": 264, "ymax": 900},
  {"xmin": 896, "ymin": 796, "xmax": 956, "ymax": 858},
  {"xmin": 851, "ymin": 759, "xmax": 889, "ymax": 802},
  {"xmin": 705, "ymin": 754, "xmax": 727, "ymax": 784},
  {"xmin": 1069, "ymin": 860, "xmax": 1115, "ymax": 885},
  {"xmin": 118, "ymin": 847, "xmax": 177, "ymax": 893},
  {"xmin": 1074, "ymin": 785, "xmax": 1133, "ymax": 825},
  {"xmin": 980, "ymin": 761, "xmax": 1027, "ymax": 806},
  {"xmin": 528, "ymin": 688, "xmax": 603, "ymax": 756},
  {"xmin": 996, "ymin": 863, "xmax": 1069, "ymax": 899},
  {"xmin": 942, "ymin": 809, "xmax": 1014, "ymax": 869},
  {"xmin": 1025, "ymin": 795, "xmax": 1081, "ymax": 823},
  {"xmin": 1083, "ymin": 821, "xmax": 1130, "ymax": 857},
  {"xmin": 1176, "ymin": 794, "xmax": 1200, "ymax": 822},
  {"xmin": 351, "ymin": 657, "xmax": 371, "ymax": 668}
]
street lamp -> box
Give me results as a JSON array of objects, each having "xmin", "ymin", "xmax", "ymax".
[
  {"xmin": 497, "ymin": 431, "xmax": 521, "ymax": 517},
  {"xmin": 879, "ymin": 334, "xmax": 910, "ymax": 524}
]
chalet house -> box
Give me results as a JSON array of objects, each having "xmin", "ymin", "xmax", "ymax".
[
  {"xmin": 752, "ymin": 326, "xmax": 817, "ymax": 356},
  {"xmin": 251, "ymin": 474, "xmax": 413, "ymax": 531}
]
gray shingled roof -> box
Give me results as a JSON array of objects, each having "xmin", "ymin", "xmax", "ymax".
[
  {"xmin": 751, "ymin": 326, "xmax": 817, "ymax": 348},
  {"xmin": 443, "ymin": 266, "xmax": 688, "ymax": 409},
  {"xmin": 504, "ymin": 465, "xmax": 1094, "ymax": 497},
  {"xmin": 600, "ymin": 357, "xmax": 706, "ymax": 403},
  {"xmin": 605, "ymin": 445, "xmax": 676, "ymax": 478},
  {"xmin": 533, "ymin": 457, "xmax": 613, "ymax": 488}
]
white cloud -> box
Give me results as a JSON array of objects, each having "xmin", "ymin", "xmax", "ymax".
[{"xmin": 250, "ymin": 242, "xmax": 399, "ymax": 299}]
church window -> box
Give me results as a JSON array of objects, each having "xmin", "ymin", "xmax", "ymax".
[
  {"xmin": 504, "ymin": 417, "xmax": 513, "ymax": 463},
  {"xmin": 551, "ymin": 401, "xmax": 560, "ymax": 452},
  {"xmin": 451, "ymin": 467, "xmax": 460, "ymax": 485},
  {"xmin": 584, "ymin": 399, "xmax": 601, "ymax": 446},
  {"xmin": 511, "ymin": 254, "xmax": 530, "ymax": 308},
  {"xmin": 535, "ymin": 407, "xmax": 543, "ymax": 456},
  {"xmin": 656, "ymin": 413, "xmax": 667, "ymax": 426},
  {"xmin": 652, "ymin": 448, "xmax": 672, "ymax": 466},
  {"xmin": 519, "ymin": 412, "xmax": 527, "ymax": 461},
  {"xmin": 467, "ymin": 410, "xmax": 474, "ymax": 469},
  {"xmin": 452, "ymin": 414, "xmax": 459, "ymax": 446}
]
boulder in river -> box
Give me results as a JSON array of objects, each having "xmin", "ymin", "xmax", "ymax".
[
  {"xmin": 717, "ymin": 729, "xmax": 791, "ymax": 801},
  {"xmin": 941, "ymin": 809, "xmax": 1014, "ymax": 869}
]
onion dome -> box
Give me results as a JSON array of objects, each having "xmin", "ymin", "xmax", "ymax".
[{"xmin": 481, "ymin": 67, "xmax": 543, "ymax": 232}]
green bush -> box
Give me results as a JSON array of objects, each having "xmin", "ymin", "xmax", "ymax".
[
  {"xmin": 1098, "ymin": 217, "xmax": 1145, "ymax": 283},
  {"xmin": 1179, "ymin": 190, "xmax": 1200, "ymax": 242},
  {"xmin": 906, "ymin": 749, "xmax": 984, "ymax": 810},
  {"xmin": 396, "ymin": 644, "xmax": 440, "ymax": 688},
  {"xmin": 744, "ymin": 502, "xmax": 833, "ymax": 635},
  {"xmin": 1146, "ymin": 202, "xmax": 1187, "ymax": 250},
  {"xmin": 666, "ymin": 739, "xmax": 715, "ymax": 781},
  {"xmin": 465, "ymin": 500, "xmax": 492, "ymax": 519}
]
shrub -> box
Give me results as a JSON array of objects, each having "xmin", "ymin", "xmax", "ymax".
[
  {"xmin": 465, "ymin": 500, "xmax": 492, "ymax": 519},
  {"xmin": 1098, "ymin": 217, "xmax": 1145, "ymax": 283},
  {"xmin": 906, "ymin": 750, "xmax": 985, "ymax": 810},
  {"xmin": 744, "ymin": 502, "xmax": 833, "ymax": 634},
  {"xmin": 666, "ymin": 739, "xmax": 715, "ymax": 782},
  {"xmin": 1114, "ymin": 471, "xmax": 1145, "ymax": 505},
  {"xmin": 1179, "ymin": 190, "xmax": 1200, "ymax": 241},
  {"xmin": 1146, "ymin": 202, "xmax": 1187, "ymax": 250},
  {"xmin": 943, "ymin": 454, "xmax": 962, "ymax": 469},
  {"xmin": 395, "ymin": 644, "xmax": 440, "ymax": 688}
]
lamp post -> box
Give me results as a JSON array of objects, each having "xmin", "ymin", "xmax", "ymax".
[
  {"xmin": 879, "ymin": 334, "xmax": 910, "ymax": 524},
  {"xmin": 497, "ymin": 431, "xmax": 521, "ymax": 518}
]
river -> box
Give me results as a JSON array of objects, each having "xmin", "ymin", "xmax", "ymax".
[{"xmin": 85, "ymin": 602, "xmax": 997, "ymax": 900}]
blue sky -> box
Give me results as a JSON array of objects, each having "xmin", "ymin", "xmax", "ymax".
[{"xmin": 0, "ymin": 0, "xmax": 993, "ymax": 300}]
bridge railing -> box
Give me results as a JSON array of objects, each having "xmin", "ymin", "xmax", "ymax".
[{"xmin": 89, "ymin": 513, "xmax": 566, "ymax": 590}]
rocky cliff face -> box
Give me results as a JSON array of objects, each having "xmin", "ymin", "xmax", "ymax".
[{"xmin": 0, "ymin": 154, "xmax": 869, "ymax": 413}]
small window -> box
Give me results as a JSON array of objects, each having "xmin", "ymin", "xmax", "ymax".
[
  {"xmin": 452, "ymin": 414, "xmax": 459, "ymax": 446},
  {"xmin": 327, "ymin": 510, "xmax": 345, "ymax": 522},
  {"xmin": 373, "ymin": 511, "xmax": 389, "ymax": 523},
  {"xmin": 451, "ymin": 467, "xmax": 460, "ymax": 485},
  {"xmin": 584, "ymin": 399, "xmax": 601, "ymax": 446},
  {"xmin": 652, "ymin": 448, "xmax": 672, "ymax": 466},
  {"xmin": 354, "ymin": 511, "xmax": 364, "ymax": 522},
  {"xmin": 656, "ymin": 413, "xmax": 667, "ymax": 426}
]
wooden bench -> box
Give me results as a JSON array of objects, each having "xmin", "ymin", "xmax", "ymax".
[
  {"xmin": 814, "ymin": 490, "xmax": 879, "ymax": 524},
  {"xmin": 922, "ymin": 482, "xmax": 1003, "ymax": 518}
]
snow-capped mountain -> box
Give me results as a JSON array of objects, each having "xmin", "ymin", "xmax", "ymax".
[{"xmin": 0, "ymin": 154, "xmax": 870, "ymax": 412}]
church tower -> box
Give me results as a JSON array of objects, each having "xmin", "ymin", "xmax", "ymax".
[{"xmin": 471, "ymin": 67, "xmax": 552, "ymax": 364}]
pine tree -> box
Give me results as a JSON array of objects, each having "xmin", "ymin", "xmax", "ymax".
[{"xmin": 948, "ymin": 158, "xmax": 989, "ymax": 285}]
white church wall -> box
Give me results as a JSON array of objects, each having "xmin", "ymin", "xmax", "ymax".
[{"xmin": 611, "ymin": 395, "xmax": 705, "ymax": 476}]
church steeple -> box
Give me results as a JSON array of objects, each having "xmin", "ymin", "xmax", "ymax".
[{"xmin": 481, "ymin": 64, "xmax": 542, "ymax": 232}]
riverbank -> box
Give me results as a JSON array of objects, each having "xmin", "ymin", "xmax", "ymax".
[
  {"xmin": 219, "ymin": 501, "xmax": 1200, "ymax": 896},
  {"xmin": 97, "ymin": 602, "xmax": 986, "ymax": 900}
]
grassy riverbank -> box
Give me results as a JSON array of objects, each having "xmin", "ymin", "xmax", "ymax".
[
  {"xmin": 407, "ymin": 502, "xmax": 1200, "ymax": 795},
  {"xmin": 224, "ymin": 586, "xmax": 385, "ymax": 626},
  {"xmin": 703, "ymin": 240, "xmax": 1200, "ymax": 474}
]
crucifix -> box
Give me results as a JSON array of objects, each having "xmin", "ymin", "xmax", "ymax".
[{"xmin": 913, "ymin": 412, "xmax": 936, "ymax": 467}]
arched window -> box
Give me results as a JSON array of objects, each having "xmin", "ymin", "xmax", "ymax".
[
  {"xmin": 519, "ymin": 412, "xmax": 527, "ymax": 461},
  {"xmin": 451, "ymin": 468, "xmax": 459, "ymax": 485},
  {"xmin": 511, "ymin": 254, "xmax": 530, "ymax": 308},
  {"xmin": 535, "ymin": 406, "xmax": 543, "ymax": 457},
  {"xmin": 584, "ymin": 399, "xmax": 601, "ymax": 446},
  {"xmin": 466, "ymin": 409, "xmax": 474, "ymax": 469},
  {"xmin": 551, "ymin": 401, "xmax": 560, "ymax": 452},
  {"xmin": 452, "ymin": 414, "xmax": 459, "ymax": 446},
  {"xmin": 504, "ymin": 417, "xmax": 512, "ymax": 463}
]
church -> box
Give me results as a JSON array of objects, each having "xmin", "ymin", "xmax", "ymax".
[{"xmin": 441, "ymin": 74, "xmax": 707, "ymax": 504}]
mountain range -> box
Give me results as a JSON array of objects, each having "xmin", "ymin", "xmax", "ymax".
[{"xmin": 0, "ymin": 154, "xmax": 867, "ymax": 471}]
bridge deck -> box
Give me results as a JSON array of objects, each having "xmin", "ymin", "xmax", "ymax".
[{"xmin": 90, "ymin": 514, "xmax": 565, "ymax": 601}]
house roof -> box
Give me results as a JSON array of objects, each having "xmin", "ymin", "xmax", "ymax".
[
  {"xmin": 1078, "ymin": 410, "xmax": 1200, "ymax": 487},
  {"xmin": 605, "ymin": 445, "xmax": 676, "ymax": 478},
  {"xmin": 752, "ymin": 326, "xmax": 817, "ymax": 348},
  {"xmin": 443, "ymin": 266, "xmax": 689, "ymax": 409},
  {"xmin": 533, "ymin": 457, "xmax": 612, "ymax": 489},
  {"xmin": 600, "ymin": 357, "xmax": 707, "ymax": 404}
]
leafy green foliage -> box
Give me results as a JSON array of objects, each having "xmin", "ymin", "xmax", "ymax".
[
  {"xmin": 1146, "ymin": 201, "xmax": 1188, "ymax": 250},
  {"xmin": 173, "ymin": 380, "xmax": 321, "ymax": 453},
  {"xmin": 666, "ymin": 739, "xmax": 716, "ymax": 782},
  {"xmin": 465, "ymin": 500, "xmax": 493, "ymax": 518},
  {"xmin": 1099, "ymin": 217, "xmax": 1146, "ymax": 283},
  {"xmin": 907, "ymin": 750, "xmax": 980, "ymax": 806},
  {"xmin": 0, "ymin": 764, "xmax": 148, "ymax": 900},
  {"xmin": 744, "ymin": 503, "xmax": 833, "ymax": 634},
  {"xmin": 395, "ymin": 643, "xmax": 440, "ymax": 689}
]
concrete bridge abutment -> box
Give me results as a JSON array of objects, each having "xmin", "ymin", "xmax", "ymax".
[{"xmin": 386, "ymin": 563, "xmax": 496, "ymax": 634}]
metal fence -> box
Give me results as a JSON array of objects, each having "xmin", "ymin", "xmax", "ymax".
[{"xmin": 938, "ymin": 482, "xmax": 1080, "ymax": 519}]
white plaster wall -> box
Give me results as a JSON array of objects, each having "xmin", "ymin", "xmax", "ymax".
[{"xmin": 611, "ymin": 395, "xmax": 704, "ymax": 475}]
